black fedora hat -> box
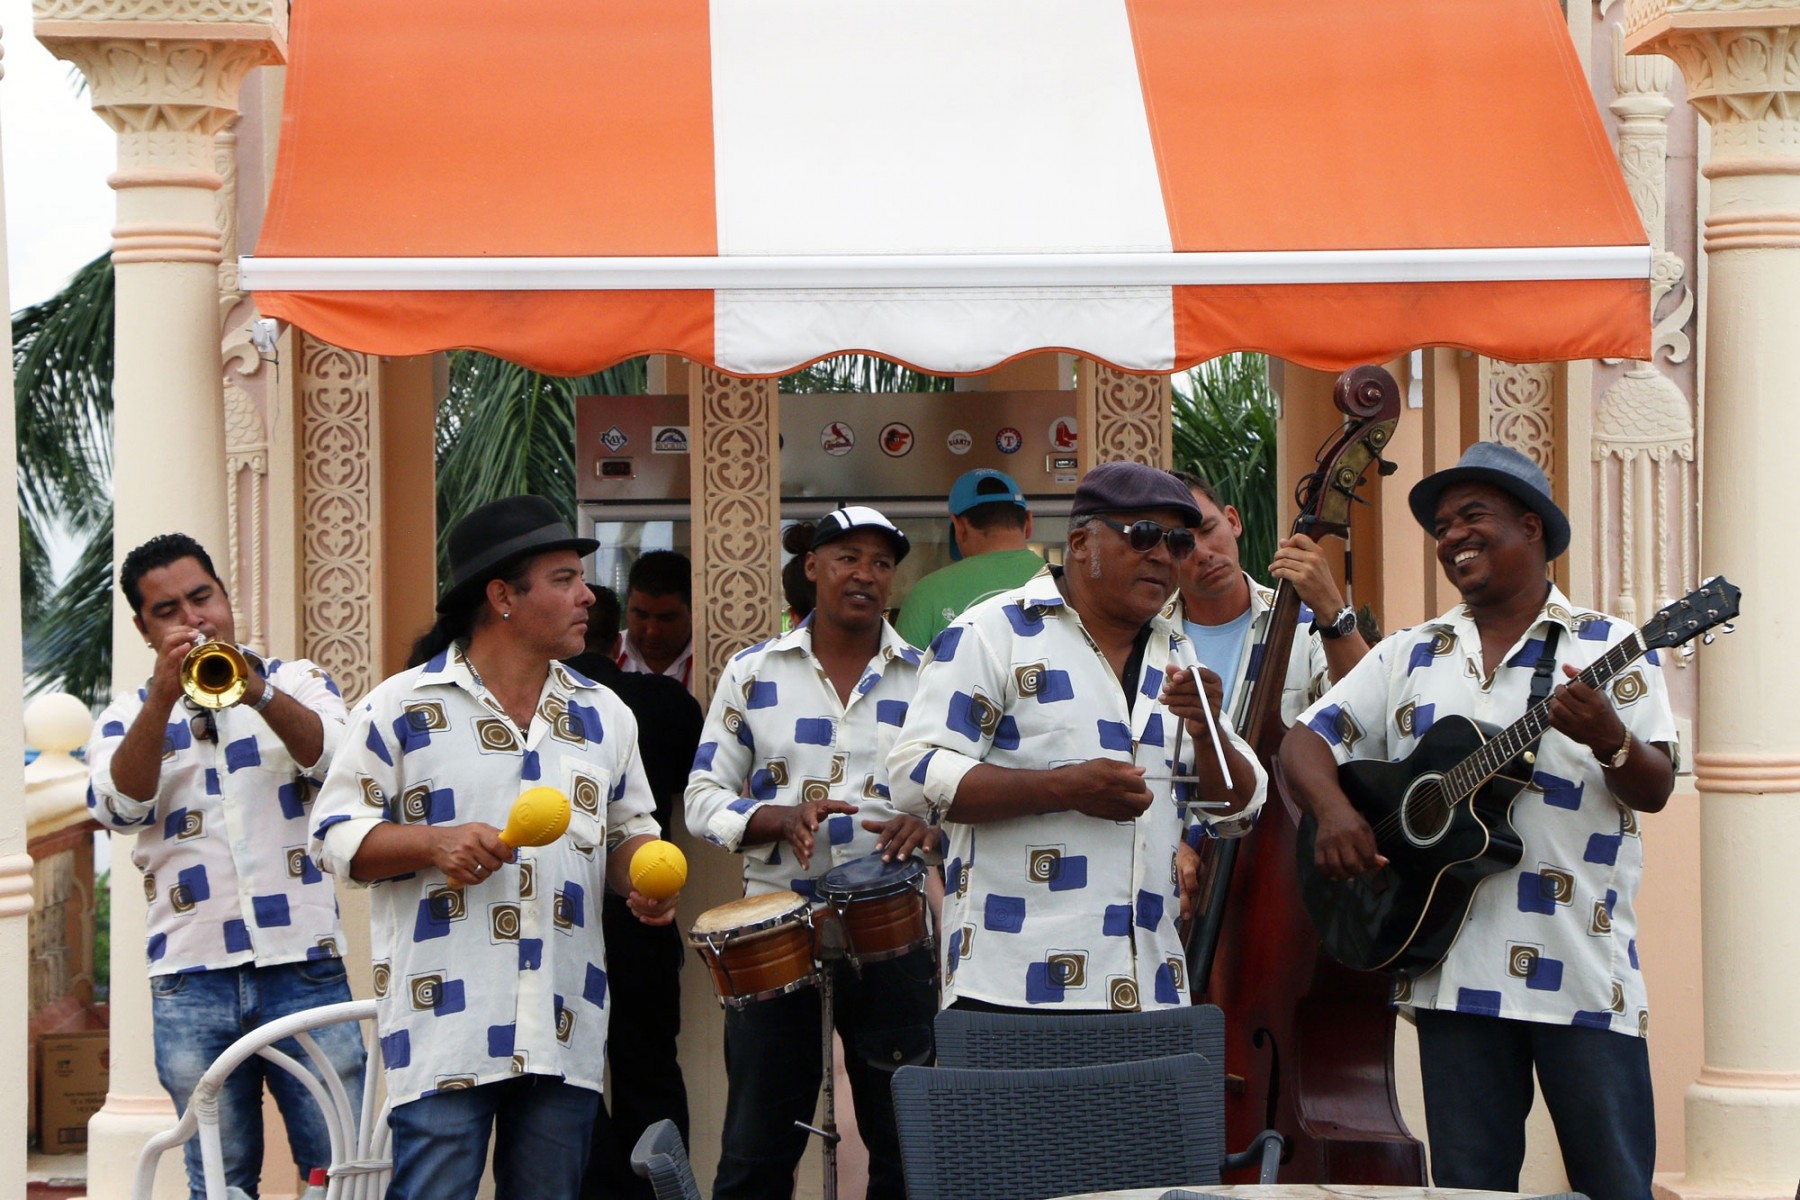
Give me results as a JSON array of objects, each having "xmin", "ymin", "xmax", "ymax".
[
  {"xmin": 1408, "ymin": 441, "xmax": 1571, "ymax": 560},
  {"xmin": 437, "ymin": 495, "xmax": 599, "ymax": 613}
]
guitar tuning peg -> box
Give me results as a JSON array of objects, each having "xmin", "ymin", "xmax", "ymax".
[
  {"xmin": 1721, "ymin": 622, "xmax": 1736, "ymax": 635},
  {"xmin": 1680, "ymin": 643, "xmax": 1697, "ymax": 659},
  {"xmin": 1702, "ymin": 632, "xmax": 1716, "ymax": 646}
]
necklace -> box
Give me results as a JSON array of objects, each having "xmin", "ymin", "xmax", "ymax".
[{"xmin": 462, "ymin": 649, "xmax": 537, "ymax": 730}]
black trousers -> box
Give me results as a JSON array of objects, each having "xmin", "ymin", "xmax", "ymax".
[
  {"xmin": 712, "ymin": 948, "xmax": 936, "ymax": 1200},
  {"xmin": 581, "ymin": 893, "xmax": 691, "ymax": 1200}
]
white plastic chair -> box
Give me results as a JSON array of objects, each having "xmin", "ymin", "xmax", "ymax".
[{"xmin": 132, "ymin": 998, "xmax": 390, "ymax": 1200}]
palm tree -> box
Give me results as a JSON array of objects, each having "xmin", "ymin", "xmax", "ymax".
[
  {"xmin": 13, "ymin": 252, "xmax": 115, "ymax": 705},
  {"xmin": 1171, "ymin": 353, "xmax": 1279, "ymax": 578}
]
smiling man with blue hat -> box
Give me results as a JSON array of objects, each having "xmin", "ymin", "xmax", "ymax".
[
  {"xmin": 1280, "ymin": 441, "xmax": 1678, "ymax": 1200},
  {"xmin": 895, "ymin": 467, "xmax": 1044, "ymax": 648}
]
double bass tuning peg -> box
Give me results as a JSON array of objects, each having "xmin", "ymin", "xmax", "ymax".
[{"xmin": 1376, "ymin": 455, "xmax": 1398, "ymax": 478}]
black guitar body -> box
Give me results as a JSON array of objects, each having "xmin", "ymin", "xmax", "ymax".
[{"xmin": 1296, "ymin": 715, "xmax": 1531, "ymax": 978}]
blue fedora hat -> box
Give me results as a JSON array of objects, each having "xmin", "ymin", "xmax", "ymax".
[{"xmin": 1408, "ymin": 441, "xmax": 1570, "ymax": 560}]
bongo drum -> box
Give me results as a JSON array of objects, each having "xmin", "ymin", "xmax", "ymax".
[
  {"xmin": 817, "ymin": 855, "xmax": 930, "ymax": 964},
  {"xmin": 689, "ymin": 891, "xmax": 818, "ymax": 1007}
]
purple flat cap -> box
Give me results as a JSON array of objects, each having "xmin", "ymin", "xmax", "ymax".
[{"xmin": 1070, "ymin": 462, "xmax": 1202, "ymax": 527}]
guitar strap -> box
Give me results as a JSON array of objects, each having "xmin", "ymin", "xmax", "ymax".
[{"xmin": 1528, "ymin": 625, "xmax": 1563, "ymax": 709}]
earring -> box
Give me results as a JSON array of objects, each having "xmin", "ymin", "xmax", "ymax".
[{"xmin": 502, "ymin": 611, "xmax": 511, "ymax": 621}]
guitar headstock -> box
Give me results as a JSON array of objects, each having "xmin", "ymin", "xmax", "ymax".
[{"xmin": 1642, "ymin": 576, "xmax": 1741, "ymax": 652}]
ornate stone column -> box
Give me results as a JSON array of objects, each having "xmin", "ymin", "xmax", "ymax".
[
  {"xmin": 1627, "ymin": 3, "xmax": 1800, "ymax": 1195},
  {"xmin": 33, "ymin": 5, "xmax": 284, "ymax": 1194},
  {"xmin": 0, "ymin": 21, "xmax": 36, "ymax": 1194},
  {"xmin": 1076, "ymin": 359, "xmax": 1172, "ymax": 469}
]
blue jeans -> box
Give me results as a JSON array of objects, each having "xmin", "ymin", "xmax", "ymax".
[
  {"xmin": 714, "ymin": 948, "xmax": 936, "ymax": 1200},
  {"xmin": 151, "ymin": 958, "xmax": 367, "ymax": 1200},
  {"xmin": 387, "ymin": 1075, "xmax": 600, "ymax": 1200},
  {"xmin": 1415, "ymin": 1009, "xmax": 1655, "ymax": 1200}
]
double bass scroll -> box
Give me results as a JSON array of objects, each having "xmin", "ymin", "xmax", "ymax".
[{"xmin": 1186, "ymin": 364, "xmax": 1426, "ymax": 1184}]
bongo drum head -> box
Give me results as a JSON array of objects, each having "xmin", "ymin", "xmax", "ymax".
[
  {"xmin": 817, "ymin": 853, "xmax": 925, "ymax": 902},
  {"xmin": 689, "ymin": 889, "xmax": 810, "ymax": 939}
]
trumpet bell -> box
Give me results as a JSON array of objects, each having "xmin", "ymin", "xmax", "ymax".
[{"xmin": 181, "ymin": 639, "xmax": 253, "ymax": 709}]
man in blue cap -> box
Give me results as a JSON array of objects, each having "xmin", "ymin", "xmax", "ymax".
[
  {"xmin": 1280, "ymin": 442, "xmax": 1677, "ymax": 1200},
  {"xmin": 895, "ymin": 467, "xmax": 1044, "ymax": 648}
]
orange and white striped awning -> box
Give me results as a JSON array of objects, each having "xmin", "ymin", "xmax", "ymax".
[{"xmin": 245, "ymin": 0, "xmax": 1650, "ymax": 378}]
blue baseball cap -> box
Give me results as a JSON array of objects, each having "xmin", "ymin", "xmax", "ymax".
[{"xmin": 949, "ymin": 468, "xmax": 1027, "ymax": 517}]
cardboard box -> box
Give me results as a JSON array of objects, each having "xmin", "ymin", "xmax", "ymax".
[{"xmin": 37, "ymin": 1031, "xmax": 109, "ymax": 1153}]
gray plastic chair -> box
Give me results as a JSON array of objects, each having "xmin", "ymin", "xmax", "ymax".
[
  {"xmin": 891, "ymin": 1053, "xmax": 1220, "ymax": 1200},
  {"xmin": 932, "ymin": 1005, "xmax": 1282, "ymax": 1182},
  {"xmin": 629, "ymin": 1118, "xmax": 701, "ymax": 1200}
]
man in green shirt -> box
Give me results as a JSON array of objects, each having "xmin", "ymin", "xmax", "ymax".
[{"xmin": 895, "ymin": 468, "xmax": 1045, "ymax": 649}]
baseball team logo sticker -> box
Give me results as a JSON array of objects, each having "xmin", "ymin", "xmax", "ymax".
[
  {"xmin": 1049, "ymin": 416, "xmax": 1079, "ymax": 451},
  {"xmin": 650, "ymin": 426, "xmax": 690, "ymax": 454},
  {"xmin": 946, "ymin": 429, "xmax": 973, "ymax": 455},
  {"xmin": 820, "ymin": 421, "xmax": 856, "ymax": 457},
  {"xmin": 995, "ymin": 427, "xmax": 1023, "ymax": 454},
  {"xmin": 600, "ymin": 426, "xmax": 629, "ymax": 453},
  {"xmin": 879, "ymin": 422, "xmax": 915, "ymax": 457}
]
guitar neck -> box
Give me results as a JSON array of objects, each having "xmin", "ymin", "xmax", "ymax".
[{"xmin": 1445, "ymin": 629, "xmax": 1648, "ymax": 800}]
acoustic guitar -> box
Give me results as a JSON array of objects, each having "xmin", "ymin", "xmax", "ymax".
[{"xmin": 1296, "ymin": 576, "xmax": 1739, "ymax": 978}]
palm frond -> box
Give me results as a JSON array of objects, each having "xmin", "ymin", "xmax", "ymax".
[
  {"xmin": 13, "ymin": 252, "xmax": 115, "ymax": 533},
  {"xmin": 1171, "ymin": 353, "xmax": 1279, "ymax": 578},
  {"xmin": 24, "ymin": 513, "xmax": 114, "ymax": 706},
  {"xmin": 434, "ymin": 352, "xmax": 647, "ymax": 579}
]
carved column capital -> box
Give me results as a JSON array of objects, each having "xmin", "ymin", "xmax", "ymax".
[
  {"xmin": 1627, "ymin": 2, "xmax": 1800, "ymax": 190},
  {"xmin": 34, "ymin": 5, "xmax": 284, "ymax": 267}
]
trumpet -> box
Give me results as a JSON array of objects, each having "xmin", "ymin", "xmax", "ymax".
[{"xmin": 180, "ymin": 638, "xmax": 261, "ymax": 709}]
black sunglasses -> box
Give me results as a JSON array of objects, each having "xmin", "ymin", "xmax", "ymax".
[
  {"xmin": 186, "ymin": 704, "xmax": 218, "ymax": 744},
  {"xmin": 1091, "ymin": 516, "xmax": 1197, "ymax": 560}
]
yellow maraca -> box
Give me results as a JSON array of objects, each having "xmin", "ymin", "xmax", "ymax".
[
  {"xmin": 454, "ymin": 787, "xmax": 572, "ymax": 887},
  {"xmin": 629, "ymin": 840, "xmax": 688, "ymax": 901},
  {"xmin": 501, "ymin": 786, "xmax": 572, "ymax": 849}
]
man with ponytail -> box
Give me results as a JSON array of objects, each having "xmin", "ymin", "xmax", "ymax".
[{"xmin": 312, "ymin": 495, "xmax": 683, "ymax": 1200}]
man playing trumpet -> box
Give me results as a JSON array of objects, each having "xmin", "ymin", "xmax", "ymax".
[{"xmin": 85, "ymin": 533, "xmax": 365, "ymax": 1200}]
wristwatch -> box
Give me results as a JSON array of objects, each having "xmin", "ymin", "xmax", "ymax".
[
  {"xmin": 1313, "ymin": 605, "xmax": 1357, "ymax": 641},
  {"xmin": 1599, "ymin": 734, "xmax": 1631, "ymax": 769}
]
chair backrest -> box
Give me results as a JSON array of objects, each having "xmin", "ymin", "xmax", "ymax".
[
  {"xmin": 933, "ymin": 1003, "xmax": 1225, "ymax": 1071},
  {"xmin": 629, "ymin": 1118, "xmax": 702, "ymax": 1200},
  {"xmin": 891, "ymin": 1053, "xmax": 1224, "ymax": 1200},
  {"xmin": 132, "ymin": 998, "xmax": 391, "ymax": 1200}
]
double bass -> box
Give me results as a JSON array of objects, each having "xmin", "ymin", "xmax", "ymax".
[{"xmin": 1187, "ymin": 365, "xmax": 1426, "ymax": 1183}]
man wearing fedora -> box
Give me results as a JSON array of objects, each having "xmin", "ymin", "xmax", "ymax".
[
  {"xmin": 895, "ymin": 467, "xmax": 1043, "ymax": 649},
  {"xmin": 311, "ymin": 495, "xmax": 682, "ymax": 1200},
  {"xmin": 889, "ymin": 461, "xmax": 1265, "ymax": 1015},
  {"xmin": 1280, "ymin": 442, "xmax": 1678, "ymax": 1200}
]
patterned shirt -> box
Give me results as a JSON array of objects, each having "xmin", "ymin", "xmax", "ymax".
[
  {"xmin": 85, "ymin": 655, "xmax": 349, "ymax": 975},
  {"xmin": 1165, "ymin": 573, "xmax": 1333, "ymax": 729},
  {"xmin": 311, "ymin": 645, "xmax": 659, "ymax": 1107},
  {"xmin": 1296, "ymin": 585, "xmax": 1677, "ymax": 1036},
  {"xmin": 888, "ymin": 569, "xmax": 1266, "ymax": 1011},
  {"xmin": 685, "ymin": 618, "xmax": 923, "ymax": 899}
]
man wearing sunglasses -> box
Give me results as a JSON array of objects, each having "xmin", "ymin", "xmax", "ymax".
[
  {"xmin": 84, "ymin": 533, "xmax": 364, "ymax": 1200},
  {"xmin": 890, "ymin": 461, "xmax": 1265, "ymax": 1014}
]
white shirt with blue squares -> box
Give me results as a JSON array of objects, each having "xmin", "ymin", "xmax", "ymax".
[
  {"xmin": 1295, "ymin": 585, "xmax": 1678, "ymax": 1036},
  {"xmin": 685, "ymin": 618, "xmax": 923, "ymax": 900},
  {"xmin": 311, "ymin": 645, "xmax": 659, "ymax": 1107},
  {"xmin": 85, "ymin": 654, "xmax": 349, "ymax": 975},
  {"xmin": 888, "ymin": 570, "xmax": 1266, "ymax": 1012}
]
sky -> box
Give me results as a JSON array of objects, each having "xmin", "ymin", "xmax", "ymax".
[{"xmin": 2, "ymin": 0, "xmax": 116, "ymax": 312}]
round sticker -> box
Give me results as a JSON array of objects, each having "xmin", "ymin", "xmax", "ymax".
[
  {"xmin": 820, "ymin": 421, "xmax": 856, "ymax": 457},
  {"xmin": 946, "ymin": 429, "xmax": 973, "ymax": 456},
  {"xmin": 995, "ymin": 427, "xmax": 1024, "ymax": 455},
  {"xmin": 1049, "ymin": 416, "xmax": 1079, "ymax": 452},
  {"xmin": 879, "ymin": 422, "xmax": 915, "ymax": 457}
]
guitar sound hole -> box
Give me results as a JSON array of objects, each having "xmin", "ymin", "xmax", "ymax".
[{"xmin": 1400, "ymin": 778, "xmax": 1452, "ymax": 846}]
